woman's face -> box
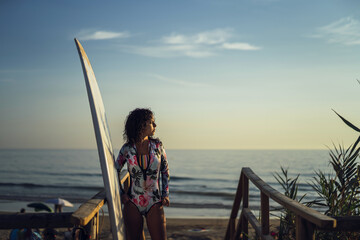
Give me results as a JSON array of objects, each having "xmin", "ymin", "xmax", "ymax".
[{"xmin": 141, "ymin": 116, "xmax": 156, "ymax": 138}]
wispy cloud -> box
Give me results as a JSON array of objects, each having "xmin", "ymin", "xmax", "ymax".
[
  {"xmin": 119, "ymin": 28, "xmax": 261, "ymax": 58},
  {"xmin": 163, "ymin": 28, "xmax": 233, "ymax": 45},
  {"xmin": 77, "ymin": 30, "xmax": 130, "ymax": 41},
  {"xmin": 221, "ymin": 42, "xmax": 261, "ymax": 50},
  {"xmin": 120, "ymin": 44, "xmax": 213, "ymax": 58},
  {"xmin": 149, "ymin": 73, "xmax": 214, "ymax": 87},
  {"xmin": 314, "ymin": 17, "xmax": 360, "ymax": 45}
]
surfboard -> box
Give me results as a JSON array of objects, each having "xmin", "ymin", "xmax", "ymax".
[{"xmin": 74, "ymin": 38, "xmax": 125, "ymax": 240}]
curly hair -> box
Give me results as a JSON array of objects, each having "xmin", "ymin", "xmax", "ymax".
[{"xmin": 123, "ymin": 108, "xmax": 154, "ymax": 144}]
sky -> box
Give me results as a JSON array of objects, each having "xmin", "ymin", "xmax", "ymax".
[{"xmin": 1, "ymin": 0, "xmax": 360, "ymax": 150}]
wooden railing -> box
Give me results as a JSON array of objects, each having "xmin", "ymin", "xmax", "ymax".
[
  {"xmin": 225, "ymin": 167, "xmax": 360, "ymax": 240},
  {"xmin": 0, "ymin": 171, "xmax": 130, "ymax": 240}
]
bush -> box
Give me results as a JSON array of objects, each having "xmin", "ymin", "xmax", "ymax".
[
  {"xmin": 310, "ymin": 140, "xmax": 360, "ymax": 239},
  {"xmin": 274, "ymin": 167, "xmax": 306, "ymax": 240}
]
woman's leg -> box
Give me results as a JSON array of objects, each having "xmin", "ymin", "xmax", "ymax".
[
  {"xmin": 145, "ymin": 203, "xmax": 167, "ymax": 240},
  {"xmin": 123, "ymin": 201, "xmax": 145, "ymax": 240}
]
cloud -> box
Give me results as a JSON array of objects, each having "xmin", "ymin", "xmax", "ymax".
[
  {"xmin": 120, "ymin": 45, "xmax": 202, "ymax": 58},
  {"xmin": 120, "ymin": 28, "xmax": 260, "ymax": 58},
  {"xmin": 162, "ymin": 28, "xmax": 232, "ymax": 45},
  {"xmin": 120, "ymin": 43, "xmax": 215, "ymax": 58},
  {"xmin": 222, "ymin": 42, "xmax": 261, "ymax": 50},
  {"xmin": 162, "ymin": 34, "xmax": 188, "ymax": 45},
  {"xmin": 315, "ymin": 17, "xmax": 360, "ymax": 45},
  {"xmin": 192, "ymin": 28, "xmax": 232, "ymax": 45},
  {"xmin": 77, "ymin": 30, "xmax": 130, "ymax": 41}
]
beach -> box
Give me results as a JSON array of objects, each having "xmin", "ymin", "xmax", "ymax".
[{"xmin": 0, "ymin": 215, "xmax": 280, "ymax": 240}]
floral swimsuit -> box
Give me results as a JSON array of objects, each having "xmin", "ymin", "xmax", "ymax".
[{"xmin": 116, "ymin": 139, "xmax": 170, "ymax": 215}]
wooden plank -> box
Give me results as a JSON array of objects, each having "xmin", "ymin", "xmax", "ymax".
[
  {"xmin": 234, "ymin": 211, "xmax": 244, "ymax": 240},
  {"xmin": 226, "ymin": 218, "xmax": 235, "ymax": 240},
  {"xmin": 231, "ymin": 173, "xmax": 244, "ymax": 218},
  {"xmin": 0, "ymin": 212, "xmax": 73, "ymax": 229},
  {"xmin": 318, "ymin": 216, "xmax": 360, "ymax": 231},
  {"xmin": 225, "ymin": 173, "xmax": 244, "ymax": 240},
  {"xmin": 261, "ymin": 192, "xmax": 269, "ymax": 235},
  {"xmin": 243, "ymin": 208, "xmax": 261, "ymax": 237},
  {"xmin": 296, "ymin": 215, "xmax": 315, "ymax": 240},
  {"xmin": 243, "ymin": 175, "xmax": 249, "ymax": 208},
  {"xmin": 242, "ymin": 168, "xmax": 336, "ymax": 229},
  {"xmin": 71, "ymin": 189, "xmax": 106, "ymax": 226},
  {"xmin": 243, "ymin": 208, "xmax": 274, "ymax": 240},
  {"xmin": 242, "ymin": 176, "xmax": 249, "ymax": 238},
  {"xmin": 84, "ymin": 212, "xmax": 99, "ymax": 240}
]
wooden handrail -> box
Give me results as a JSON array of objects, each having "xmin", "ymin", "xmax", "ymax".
[
  {"xmin": 68, "ymin": 170, "xmax": 130, "ymax": 239},
  {"xmin": 242, "ymin": 167, "xmax": 336, "ymax": 229},
  {"xmin": 323, "ymin": 216, "xmax": 360, "ymax": 231},
  {"xmin": 71, "ymin": 189, "xmax": 106, "ymax": 226},
  {"xmin": 71, "ymin": 170, "xmax": 130, "ymax": 226},
  {"xmin": 225, "ymin": 167, "xmax": 340, "ymax": 240},
  {"xmin": 0, "ymin": 169, "xmax": 130, "ymax": 240}
]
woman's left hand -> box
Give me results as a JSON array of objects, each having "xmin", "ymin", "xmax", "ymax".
[{"xmin": 162, "ymin": 197, "xmax": 170, "ymax": 207}]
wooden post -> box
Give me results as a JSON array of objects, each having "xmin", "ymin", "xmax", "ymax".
[
  {"xmin": 229, "ymin": 218, "xmax": 235, "ymax": 240},
  {"xmin": 225, "ymin": 173, "xmax": 244, "ymax": 240},
  {"xmin": 84, "ymin": 212, "xmax": 99, "ymax": 240},
  {"xmin": 234, "ymin": 212, "xmax": 244, "ymax": 240},
  {"xmin": 241, "ymin": 175, "xmax": 249, "ymax": 239},
  {"xmin": 224, "ymin": 168, "xmax": 339, "ymax": 240},
  {"xmin": 261, "ymin": 192, "xmax": 269, "ymax": 236},
  {"xmin": 94, "ymin": 212, "xmax": 99, "ymax": 240},
  {"xmin": 296, "ymin": 215, "xmax": 315, "ymax": 240}
]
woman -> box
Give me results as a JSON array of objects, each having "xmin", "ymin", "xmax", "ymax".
[{"xmin": 116, "ymin": 108, "xmax": 170, "ymax": 240}]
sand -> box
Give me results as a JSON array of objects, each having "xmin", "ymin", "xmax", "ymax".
[
  {"xmin": 96, "ymin": 217, "xmax": 230, "ymax": 240},
  {"xmin": 0, "ymin": 215, "xmax": 280, "ymax": 240}
]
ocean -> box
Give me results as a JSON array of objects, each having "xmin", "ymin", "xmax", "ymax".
[{"xmin": 0, "ymin": 149, "xmax": 333, "ymax": 218}]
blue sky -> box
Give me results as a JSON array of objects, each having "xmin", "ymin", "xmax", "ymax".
[{"xmin": 1, "ymin": 0, "xmax": 360, "ymax": 149}]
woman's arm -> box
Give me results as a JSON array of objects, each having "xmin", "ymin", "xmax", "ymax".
[
  {"xmin": 160, "ymin": 145, "xmax": 170, "ymax": 206},
  {"xmin": 115, "ymin": 146, "xmax": 128, "ymax": 171},
  {"xmin": 115, "ymin": 145, "xmax": 128, "ymax": 198}
]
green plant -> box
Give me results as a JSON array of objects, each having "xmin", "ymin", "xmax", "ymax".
[
  {"xmin": 273, "ymin": 98, "xmax": 360, "ymax": 239},
  {"xmin": 311, "ymin": 140, "xmax": 360, "ymax": 216},
  {"xmin": 310, "ymin": 140, "xmax": 360, "ymax": 239},
  {"xmin": 273, "ymin": 167, "xmax": 306, "ymax": 240}
]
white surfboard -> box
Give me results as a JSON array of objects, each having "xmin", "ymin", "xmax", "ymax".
[{"xmin": 74, "ymin": 38, "xmax": 125, "ymax": 240}]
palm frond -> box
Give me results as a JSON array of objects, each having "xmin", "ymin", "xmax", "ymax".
[{"xmin": 332, "ymin": 109, "xmax": 360, "ymax": 132}]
